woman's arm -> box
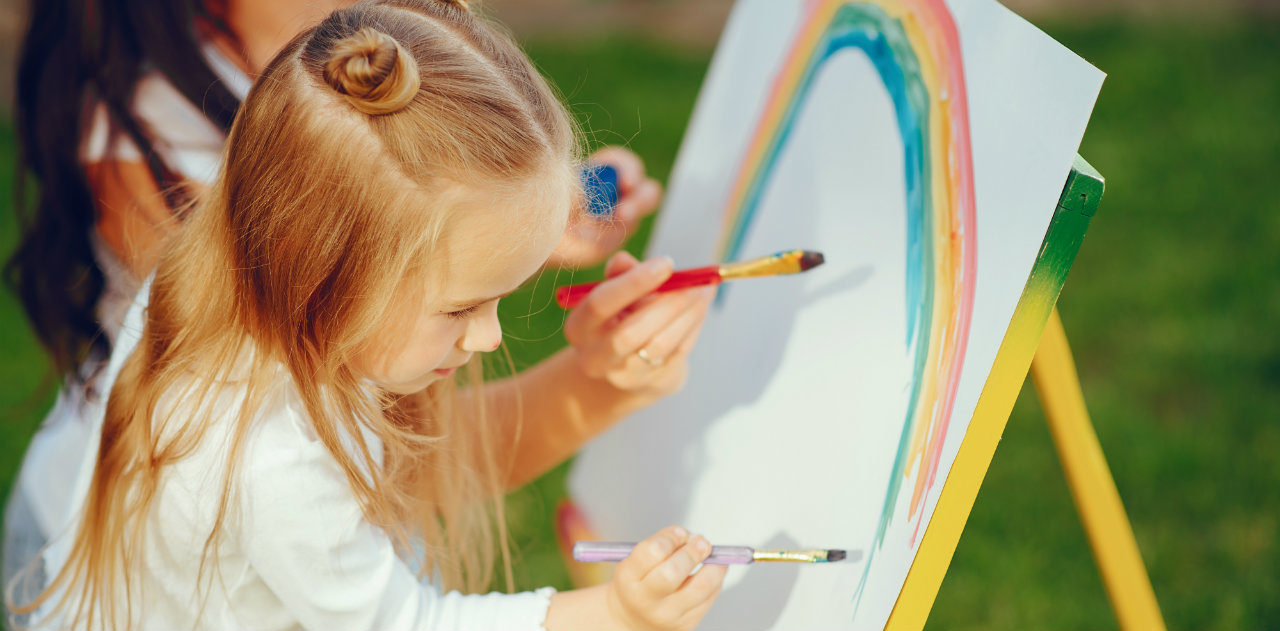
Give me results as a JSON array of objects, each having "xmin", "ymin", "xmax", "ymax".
[
  {"xmin": 546, "ymin": 147, "xmax": 662, "ymax": 269},
  {"xmin": 84, "ymin": 160, "xmax": 176, "ymax": 278},
  {"xmin": 484, "ymin": 253, "xmax": 714, "ymax": 489},
  {"xmin": 484, "ymin": 348, "xmax": 653, "ymax": 489},
  {"xmin": 217, "ymin": 0, "xmax": 353, "ymax": 75}
]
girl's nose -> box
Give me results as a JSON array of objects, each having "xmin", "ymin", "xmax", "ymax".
[{"xmin": 460, "ymin": 309, "xmax": 502, "ymax": 353}]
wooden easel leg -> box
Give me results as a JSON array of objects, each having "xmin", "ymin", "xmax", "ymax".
[{"xmin": 1030, "ymin": 308, "xmax": 1166, "ymax": 631}]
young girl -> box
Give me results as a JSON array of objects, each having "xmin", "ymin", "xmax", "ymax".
[
  {"xmin": 13, "ymin": 1, "xmax": 724, "ymax": 629},
  {"xmin": 4, "ymin": 0, "xmax": 663, "ymax": 593}
]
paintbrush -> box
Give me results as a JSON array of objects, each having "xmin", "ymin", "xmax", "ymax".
[
  {"xmin": 572, "ymin": 541, "xmax": 858, "ymax": 565},
  {"xmin": 555, "ymin": 249, "xmax": 825, "ymax": 309}
]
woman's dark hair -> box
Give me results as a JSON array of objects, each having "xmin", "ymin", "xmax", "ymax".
[{"xmin": 6, "ymin": 0, "xmax": 241, "ymax": 376}]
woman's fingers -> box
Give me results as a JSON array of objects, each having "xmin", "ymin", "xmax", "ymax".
[
  {"xmin": 588, "ymin": 146, "xmax": 662, "ymax": 225},
  {"xmin": 589, "ymin": 146, "xmax": 645, "ymax": 191},
  {"xmin": 614, "ymin": 177, "xmax": 662, "ymax": 224},
  {"xmin": 604, "ymin": 250, "xmax": 640, "ymax": 279},
  {"xmin": 564, "ymin": 256, "xmax": 673, "ymax": 344},
  {"xmin": 629, "ymin": 288, "xmax": 713, "ymax": 363},
  {"xmin": 571, "ymin": 284, "xmax": 708, "ymax": 391},
  {"xmin": 665, "ymin": 294, "xmax": 712, "ymax": 367},
  {"xmin": 546, "ymin": 147, "xmax": 661, "ymax": 269},
  {"xmin": 598, "ymin": 289, "xmax": 706, "ymax": 361},
  {"xmin": 561, "ymin": 253, "xmax": 713, "ymax": 397}
]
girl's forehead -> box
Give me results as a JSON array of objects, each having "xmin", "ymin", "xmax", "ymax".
[{"xmin": 430, "ymin": 177, "xmax": 571, "ymax": 302}]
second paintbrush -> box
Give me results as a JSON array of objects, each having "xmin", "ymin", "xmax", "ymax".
[
  {"xmin": 555, "ymin": 249, "xmax": 825, "ymax": 309},
  {"xmin": 573, "ymin": 541, "xmax": 858, "ymax": 565}
]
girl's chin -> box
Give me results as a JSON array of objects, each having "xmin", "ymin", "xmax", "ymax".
[{"xmin": 373, "ymin": 369, "xmax": 453, "ymax": 395}]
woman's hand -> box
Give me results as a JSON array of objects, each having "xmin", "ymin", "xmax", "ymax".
[
  {"xmin": 606, "ymin": 526, "xmax": 729, "ymax": 631},
  {"xmin": 548, "ymin": 146, "xmax": 663, "ymax": 268},
  {"xmin": 563, "ymin": 251, "xmax": 714, "ymax": 400},
  {"xmin": 483, "ymin": 252, "xmax": 712, "ymax": 488}
]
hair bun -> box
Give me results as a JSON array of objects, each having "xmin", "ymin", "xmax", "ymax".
[{"xmin": 323, "ymin": 28, "xmax": 420, "ymax": 116}]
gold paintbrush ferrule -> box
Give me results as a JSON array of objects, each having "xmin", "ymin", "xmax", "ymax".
[
  {"xmin": 718, "ymin": 250, "xmax": 806, "ymax": 281},
  {"xmin": 751, "ymin": 549, "xmax": 831, "ymax": 563}
]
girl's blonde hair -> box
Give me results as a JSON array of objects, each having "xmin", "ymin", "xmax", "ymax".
[{"xmin": 19, "ymin": 0, "xmax": 578, "ymax": 627}]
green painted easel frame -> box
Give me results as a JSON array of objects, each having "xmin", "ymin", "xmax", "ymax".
[{"xmin": 885, "ymin": 155, "xmax": 1166, "ymax": 630}]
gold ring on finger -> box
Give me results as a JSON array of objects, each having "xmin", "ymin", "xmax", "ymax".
[{"xmin": 636, "ymin": 347, "xmax": 664, "ymax": 367}]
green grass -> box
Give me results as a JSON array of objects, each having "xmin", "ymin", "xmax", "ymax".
[
  {"xmin": 0, "ymin": 120, "xmax": 56, "ymax": 529},
  {"xmin": 930, "ymin": 18, "xmax": 1280, "ymax": 631},
  {"xmin": 4, "ymin": 16, "xmax": 1279, "ymax": 631}
]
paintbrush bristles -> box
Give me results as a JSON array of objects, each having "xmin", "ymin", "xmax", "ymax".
[
  {"xmin": 719, "ymin": 249, "xmax": 825, "ymax": 281},
  {"xmin": 798, "ymin": 250, "xmax": 825, "ymax": 271},
  {"xmin": 752, "ymin": 548, "xmax": 847, "ymax": 563}
]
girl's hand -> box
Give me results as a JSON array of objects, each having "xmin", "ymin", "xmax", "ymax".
[
  {"xmin": 606, "ymin": 526, "xmax": 729, "ymax": 631},
  {"xmin": 563, "ymin": 251, "xmax": 714, "ymax": 399},
  {"xmin": 548, "ymin": 146, "xmax": 663, "ymax": 268}
]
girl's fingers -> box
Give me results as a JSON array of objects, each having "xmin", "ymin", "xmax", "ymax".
[
  {"xmin": 675, "ymin": 582, "xmax": 726, "ymax": 631},
  {"xmin": 642, "ymin": 535, "xmax": 712, "ymax": 595},
  {"xmin": 671, "ymin": 563, "xmax": 728, "ymax": 617},
  {"xmin": 624, "ymin": 526, "xmax": 689, "ymax": 580}
]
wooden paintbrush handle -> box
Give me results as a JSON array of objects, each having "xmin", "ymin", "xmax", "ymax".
[
  {"xmin": 555, "ymin": 265, "xmax": 722, "ymax": 309},
  {"xmin": 573, "ymin": 541, "xmax": 756, "ymax": 564}
]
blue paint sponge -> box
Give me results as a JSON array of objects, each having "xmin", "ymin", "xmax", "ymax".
[{"xmin": 582, "ymin": 164, "xmax": 620, "ymax": 216}]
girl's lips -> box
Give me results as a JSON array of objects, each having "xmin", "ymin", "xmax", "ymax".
[{"xmin": 434, "ymin": 366, "xmax": 458, "ymax": 376}]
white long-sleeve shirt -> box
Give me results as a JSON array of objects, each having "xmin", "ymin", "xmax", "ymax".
[{"xmin": 28, "ymin": 284, "xmax": 555, "ymax": 630}]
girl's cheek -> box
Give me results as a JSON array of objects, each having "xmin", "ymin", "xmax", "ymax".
[{"xmin": 412, "ymin": 316, "xmax": 472, "ymax": 363}]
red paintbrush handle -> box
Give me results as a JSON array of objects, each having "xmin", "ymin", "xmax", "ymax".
[{"xmin": 555, "ymin": 265, "xmax": 723, "ymax": 309}]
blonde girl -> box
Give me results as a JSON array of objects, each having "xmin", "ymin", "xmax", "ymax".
[
  {"xmin": 11, "ymin": 0, "xmax": 724, "ymax": 629},
  {"xmin": 4, "ymin": 0, "xmax": 661, "ymax": 601}
]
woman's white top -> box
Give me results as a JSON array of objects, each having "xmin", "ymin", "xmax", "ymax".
[
  {"xmin": 29, "ymin": 286, "xmax": 555, "ymax": 630},
  {"xmin": 3, "ymin": 46, "xmax": 248, "ymax": 614},
  {"xmin": 81, "ymin": 42, "xmax": 250, "ymax": 345}
]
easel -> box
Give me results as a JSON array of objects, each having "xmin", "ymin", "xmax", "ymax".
[
  {"xmin": 885, "ymin": 156, "xmax": 1166, "ymax": 631},
  {"xmin": 552, "ymin": 155, "xmax": 1167, "ymax": 629}
]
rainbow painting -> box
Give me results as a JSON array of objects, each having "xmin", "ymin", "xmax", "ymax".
[{"xmin": 714, "ymin": 0, "xmax": 977, "ymax": 607}]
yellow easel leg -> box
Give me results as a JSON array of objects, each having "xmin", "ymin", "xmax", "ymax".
[{"xmin": 1031, "ymin": 308, "xmax": 1165, "ymax": 631}]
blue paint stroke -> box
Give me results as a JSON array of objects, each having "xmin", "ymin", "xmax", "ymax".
[{"xmin": 714, "ymin": 2, "xmax": 936, "ymax": 615}]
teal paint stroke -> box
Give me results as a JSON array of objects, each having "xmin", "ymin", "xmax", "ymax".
[{"xmin": 715, "ymin": 2, "xmax": 937, "ymax": 614}]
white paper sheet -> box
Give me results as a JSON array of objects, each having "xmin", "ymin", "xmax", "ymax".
[{"xmin": 570, "ymin": 1, "xmax": 1103, "ymax": 628}]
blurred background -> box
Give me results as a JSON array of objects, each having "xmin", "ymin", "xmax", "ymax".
[{"xmin": 1, "ymin": 0, "xmax": 1277, "ymax": 629}]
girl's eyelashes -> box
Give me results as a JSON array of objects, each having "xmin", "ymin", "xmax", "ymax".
[
  {"xmin": 444, "ymin": 293, "xmax": 510, "ymax": 320},
  {"xmin": 445, "ymin": 305, "xmax": 480, "ymax": 320}
]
